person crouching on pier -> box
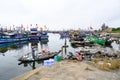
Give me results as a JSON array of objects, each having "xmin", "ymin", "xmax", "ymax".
[{"xmin": 77, "ymin": 53, "xmax": 82, "ymax": 61}]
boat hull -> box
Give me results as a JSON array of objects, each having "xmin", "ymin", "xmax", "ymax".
[
  {"xmin": 0, "ymin": 38, "xmax": 28, "ymax": 44},
  {"xmin": 18, "ymin": 53, "xmax": 57, "ymax": 62}
]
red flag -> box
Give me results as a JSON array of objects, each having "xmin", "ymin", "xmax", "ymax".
[
  {"xmin": 27, "ymin": 25, "xmax": 28, "ymax": 29},
  {"xmin": 30, "ymin": 24, "xmax": 32, "ymax": 27},
  {"xmin": 36, "ymin": 24, "xmax": 38, "ymax": 26},
  {"xmin": 21, "ymin": 24, "xmax": 23, "ymax": 28},
  {"xmin": 36, "ymin": 24, "xmax": 38, "ymax": 28},
  {"xmin": 90, "ymin": 26, "xmax": 93, "ymax": 29},
  {"xmin": 44, "ymin": 25, "xmax": 47, "ymax": 29},
  {"xmin": 40, "ymin": 27, "xmax": 43, "ymax": 31}
]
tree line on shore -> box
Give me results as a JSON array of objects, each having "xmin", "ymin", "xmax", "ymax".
[{"xmin": 94, "ymin": 23, "xmax": 120, "ymax": 33}]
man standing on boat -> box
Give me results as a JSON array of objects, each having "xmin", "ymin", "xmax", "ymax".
[
  {"xmin": 77, "ymin": 53, "xmax": 82, "ymax": 61},
  {"xmin": 32, "ymin": 47, "xmax": 35, "ymax": 60}
]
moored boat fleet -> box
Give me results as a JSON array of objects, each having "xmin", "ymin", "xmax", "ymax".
[
  {"xmin": 19, "ymin": 31, "xmax": 119, "ymax": 61},
  {"xmin": 59, "ymin": 30, "xmax": 118, "ymax": 47},
  {"xmin": 69, "ymin": 30, "xmax": 117, "ymax": 47},
  {"xmin": 0, "ymin": 27, "xmax": 49, "ymax": 43},
  {"xmin": 1, "ymin": 27, "xmax": 119, "ymax": 63}
]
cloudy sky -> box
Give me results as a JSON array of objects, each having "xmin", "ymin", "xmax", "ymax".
[{"xmin": 0, "ymin": 0, "xmax": 120, "ymax": 30}]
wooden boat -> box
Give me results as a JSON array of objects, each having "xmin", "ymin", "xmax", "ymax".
[
  {"xmin": 18, "ymin": 50, "xmax": 61, "ymax": 62},
  {"xmin": 70, "ymin": 40, "xmax": 94, "ymax": 47}
]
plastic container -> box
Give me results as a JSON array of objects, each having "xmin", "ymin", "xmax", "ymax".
[
  {"xmin": 54, "ymin": 56, "xmax": 57, "ymax": 61},
  {"xmin": 49, "ymin": 59, "xmax": 55, "ymax": 65},
  {"xmin": 56, "ymin": 56, "xmax": 62, "ymax": 62},
  {"xmin": 44, "ymin": 60, "xmax": 48, "ymax": 66},
  {"xmin": 44, "ymin": 59, "xmax": 55, "ymax": 66}
]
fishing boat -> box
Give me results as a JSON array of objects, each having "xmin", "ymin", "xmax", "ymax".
[
  {"xmin": 70, "ymin": 40, "xmax": 93, "ymax": 47},
  {"xmin": 59, "ymin": 32, "xmax": 69, "ymax": 39},
  {"xmin": 18, "ymin": 50, "xmax": 61, "ymax": 62},
  {"xmin": 39, "ymin": 31, "xmax": 49, "ymax": 42},
  {"xmin": 69, "ymin": 30, "xmax": 94, "ymax": 47},
  {"xmin": 0, "ymin": 41, "xmax": 29, "ymax": 53},
  {"xmin": 0, "ymin": 32, "xmax": 28, "ymax": 44},
  {"xmin": 29, "ymin": 28, "xmax": 39, "ymax": 41}
]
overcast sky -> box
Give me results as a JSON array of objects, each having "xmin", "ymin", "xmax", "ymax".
[{"xmin": 0, "ymin": 0, "xmax": 120, "ymax": 30}]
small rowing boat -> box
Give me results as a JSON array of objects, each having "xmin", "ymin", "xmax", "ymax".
[{"xmin": 18, "ymin": 50, "xmax": 61, "ymax": 62}]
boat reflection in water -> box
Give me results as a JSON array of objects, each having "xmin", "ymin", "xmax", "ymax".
[
  {"xmin": 40, "ymin": 41, "xmax": 48, "ymax": 50},
  {"xmin": 0, "ymin": 41, "xmax": 29, "ymax": 55},
  {"xmin": 18, "ymin": 60, "xmax": 43, "ymax": 70},
  {"xmin": 31, "ymin": 41, "xmax": 39, "ymax": 50},
  {"xmin": 18, "ymin": 40, "xmax": 49, "ymax": 69}
]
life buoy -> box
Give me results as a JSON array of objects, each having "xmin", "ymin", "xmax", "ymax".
[{"xmin": 42, "ymin": 49, "xmax": 46, "ymax": 54}]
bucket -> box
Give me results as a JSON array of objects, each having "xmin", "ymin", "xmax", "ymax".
[{"xmin": 56, "ymin": 56, "xmax": 62, "ymax": 62}]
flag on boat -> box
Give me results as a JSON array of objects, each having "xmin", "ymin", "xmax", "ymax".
[
  {"xmin": 21, "ymin": 24, "xmax": 23, "ymax": 28},
  {"xmin": 36, "ymin": 24, "xmax": 38, "ymax": 28},
  {"xmin": 27, "ymin": 25, "xmax": 28, "ymax": 29},
  {"xmin": 90, "ymin": 26, "xmax": 93, "ymax": 30},
  {"xmin": 44, "ymin": 25, "xmax": 47, "ymax": 29},
  {"xmin": 40, "ymin": 27, "xmax": 43, "ymax": 31},
  {"xmin": 30, "ymin": 24, "xmax": 32, "ymax": 27}
]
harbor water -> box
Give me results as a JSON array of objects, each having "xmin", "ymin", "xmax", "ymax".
[
  {"xmin": 0, "ymin": 33, "xmax": 120, "ymax": 80},
  {"xmin": 0, "ymin": 33, "xmax": 74, "ymax": 80}
]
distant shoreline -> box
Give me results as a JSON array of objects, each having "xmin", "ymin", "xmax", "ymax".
[
  {"xmin": 106, "ymin": 33, "xmax": 120, "ymax": 38},
  {"xmin": 98, "ymin": 32, "xmax": 120, "ymax": 38}
]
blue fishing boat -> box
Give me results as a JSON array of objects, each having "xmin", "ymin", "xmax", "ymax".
[
  {"xmin": 29, "ymin": 28, "xmax": 39, "ymax": 42},
  {"xmin": 59, "ymin": 32, "xmax": 69, "ymax": 39},
  {"xmin": 0, "ymin": 32, "xmax": 28, "ymax": 44},
  {"xmin": 39, "ymin": 31, "xmax": 49, "ymax": 42},
  {"xmin": 0, "ymin": 41, "xmax": 29, "ymax": 53},
  {"xmin": 0, "ymin": 41, "xmax": 28, "ymax": 48}
]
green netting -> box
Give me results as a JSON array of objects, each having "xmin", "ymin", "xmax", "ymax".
[{"xmin": 85, "ymin": 36, "xmax": 106, "ymax": 45}]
